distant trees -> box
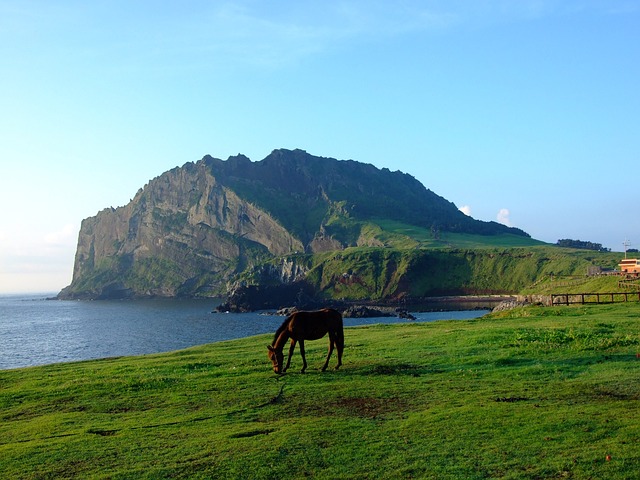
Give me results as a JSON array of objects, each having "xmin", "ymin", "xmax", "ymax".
[{"xmin": 556, "ymin": 239, "xmax": 611, "ymax": 252}]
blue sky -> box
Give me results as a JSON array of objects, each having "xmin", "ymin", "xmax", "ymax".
[{"xmin": 1, "ymin": 1, "xmax": 638, "ymax": 293}]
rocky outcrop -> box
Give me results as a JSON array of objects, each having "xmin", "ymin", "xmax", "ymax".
[
  {"xmin": 492, "ymin": 299, "xmax": 530, "ymax": 312},
  {"xmin": 60, "ymin": 160, "xmax": 303, "ymax": 299},
  {"xmin": 342, "ymin": 305, "xmax": 394, "ymax": 318},
  {"xmin": 214, "ymin": 282, "xmax": 321, "ymax": 313}
]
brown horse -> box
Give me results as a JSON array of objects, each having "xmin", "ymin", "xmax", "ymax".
[{"xmin": 267, "ymin": 308, "xmax": 344, "ymax": 374}]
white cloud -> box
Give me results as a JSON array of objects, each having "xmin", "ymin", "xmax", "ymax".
[
  {"xmin": 497, "ymin": 208, "xmax": 512, "ymax": 226},
  {"xmin": 459, "ymin": 205, "xmax": 472, "ymax": 216},
  {"xmin": 174, "ymin": 2, "xmax": 462, "ymax": 69},
  {"xmin": 197, "ymin": 1, "xmax": 610, "ymax": 70}
]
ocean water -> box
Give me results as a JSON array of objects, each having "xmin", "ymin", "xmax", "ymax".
[{"xmin": 0, "ymin": 294, "xmax": 488, "ymax": 370}]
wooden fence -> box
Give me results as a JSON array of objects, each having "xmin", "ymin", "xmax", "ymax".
[
  {"xmin": 551, "ymin": 292, "xmax": 640, "ymax": 306},
  {"xmin": 618, "ymin": 277, "xmax": 640, "ymax": 291}
]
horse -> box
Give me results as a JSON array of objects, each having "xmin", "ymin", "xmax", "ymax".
[{"xmin": 267, "ymin": 308, "xmax": 344, "ymax": 374}]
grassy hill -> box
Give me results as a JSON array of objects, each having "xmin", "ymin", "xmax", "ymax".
[
  {"xmin": 238, "ymin": 235, "xmax": 622, "ymax": 303},
  {"xmin": 325, "ymin": 221, "xmax": 623, "ymax": 299},
  {"xmin": 521, "ymin": 273, "xmax": 640, "ymax": 295},
  {"xmin": 367, "ymin": 218, "xmax": 547, "ymax": 249},
  {"xmin": 2, "ymin": 303, "xmax": 639, "ymax": 479}
]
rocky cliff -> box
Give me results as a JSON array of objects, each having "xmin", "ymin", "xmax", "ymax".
[
  {"xmin": 59, "ymin": 149, "xmax": 530, "ymax": 299},
  {"xmin": 60, "ymin": 159, "xmax": 303, "ymax": 298}
]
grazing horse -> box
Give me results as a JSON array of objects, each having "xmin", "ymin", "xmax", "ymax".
[{"xmin": 267, "ymin": 308, "xmax": 344, "ymax": 374}]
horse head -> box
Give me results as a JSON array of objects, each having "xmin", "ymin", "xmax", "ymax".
[{"xmin": 267, "ymin": 345, "xmax": 284, "ymax": 374}]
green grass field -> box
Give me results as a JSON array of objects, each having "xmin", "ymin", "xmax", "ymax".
[
  {"xmin": 522, "ymin": 273, "xmax": 640, "ymax": 295},
  {"xmin": 370, "ymin": 218, "xmax": 549, "ymax": 249},
  {"xmin": 2, "ymin": 304, "xmax": 639, "ymax": 479}
]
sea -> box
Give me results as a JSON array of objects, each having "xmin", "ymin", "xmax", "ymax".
[{"xmin": 0, "ymin": 294, "xmax": 489, "ymax": 370}]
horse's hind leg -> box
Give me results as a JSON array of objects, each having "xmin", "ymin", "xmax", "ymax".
[
  {"xmin": 321, "ymin": 335, "xmax": 335, "ymax": 372},
  {"xmin": 298, "ymin": 340, "xmax": 307, "ymax": 373},
  {"xmin": 334, "ymin": 329, "xmax": 344, "ymax": 370},
  {"xmin": 283, "ymin": 339, "xmax": 296, "ymax": 372}
]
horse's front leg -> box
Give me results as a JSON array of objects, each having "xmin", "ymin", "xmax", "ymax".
[
  {"xmin": 283, "ymin": 339, "xmax": 296, "ymax": 372},
  {"xmin": 298, "ymin": 340, "xmax": 307, "ymax": 373}
]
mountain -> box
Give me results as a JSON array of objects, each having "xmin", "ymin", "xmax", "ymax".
[{"xmin": 58, "ymin": 149, "xmax": 530, "ymax": 300}]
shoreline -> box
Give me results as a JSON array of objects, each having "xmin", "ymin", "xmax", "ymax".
[{"xmin": 346, "ymin": 295, "xmax": 515, "ymax": 312}]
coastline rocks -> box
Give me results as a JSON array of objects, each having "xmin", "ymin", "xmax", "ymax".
[
  {"xmin": 214, "ymin": 282, "xmax": 421, "ymax": 319},
  {"xmin": 492, "ymin": 299, "xmax": 530, "ymax": 313},
  {"xmin": 342, "ymin": 306, "xmax": 394, "ymax": 318},
  {"xmin": 214, "ymin": 282, "xmax": 321, "ymax": 313},
  {"xmin": 256, "ymin": 304, "xmax": 417, "ymax": 320},
  {"xmin": 396, "ymin": 309, "xmax": 417, "ymax": 320},
  {"xmin": 341, "ymin": 306, "xmax": 416, "ymax": 320},
  {"xmin": 57, "ymin": 282, "xmax": 134, "ymax": 300}
]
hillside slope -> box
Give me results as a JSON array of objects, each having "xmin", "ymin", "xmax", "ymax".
[
  {"xmin": 59, "ymin": 149, "xmax": 532, "ymax": 300},
  {"xmin": 221, "ymin": 245, "xmax": 621, "ymax": 310}
]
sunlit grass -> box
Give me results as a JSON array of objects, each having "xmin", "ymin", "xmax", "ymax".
[
  {"xmin": 371, "ymin": 218, "xmax": 548, "ymax": 248},
  {"xmin": 2, "ymin": 303, "xmax": 639, "ymax": 478}
]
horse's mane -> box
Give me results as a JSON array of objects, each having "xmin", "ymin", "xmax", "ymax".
[{"xmin": 272, "ymin": 314, "xmax": 293, "ymax": 345}]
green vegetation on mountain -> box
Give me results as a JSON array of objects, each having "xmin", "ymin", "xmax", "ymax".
[
  {"xmin": 209, "ymin": 150, "xmax": 528, "ymax": 242},
  {"xmin": 238, "ymin": 243, "xmax": 620, "ymax": 302},
  {"xmin": 521, "ymin": 272, "xmax": 640, "ymax": 296},
  {"xmin": 3, "ymin": 304, "xmax": 639, "ymax": 478},
  {"xmin": 556, "ymin": 238, "xmax": 611, "ymax": 252},
  {"xmin": 58, "ymin": 148, "xmax": 622, "ymax": 302}
]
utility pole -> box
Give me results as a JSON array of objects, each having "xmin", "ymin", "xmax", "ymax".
[{"xmin": 623, "ymin": 239, "xmax": 630, "ymax": 259}]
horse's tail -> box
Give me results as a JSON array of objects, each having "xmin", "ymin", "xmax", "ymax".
[
  {"xmin": 336, "ymin": 327, "xmax": 344, "ymax": 350},
  {"xmin": 331, "ymin": 309, "xmax": 345, "ymax": 348}
]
